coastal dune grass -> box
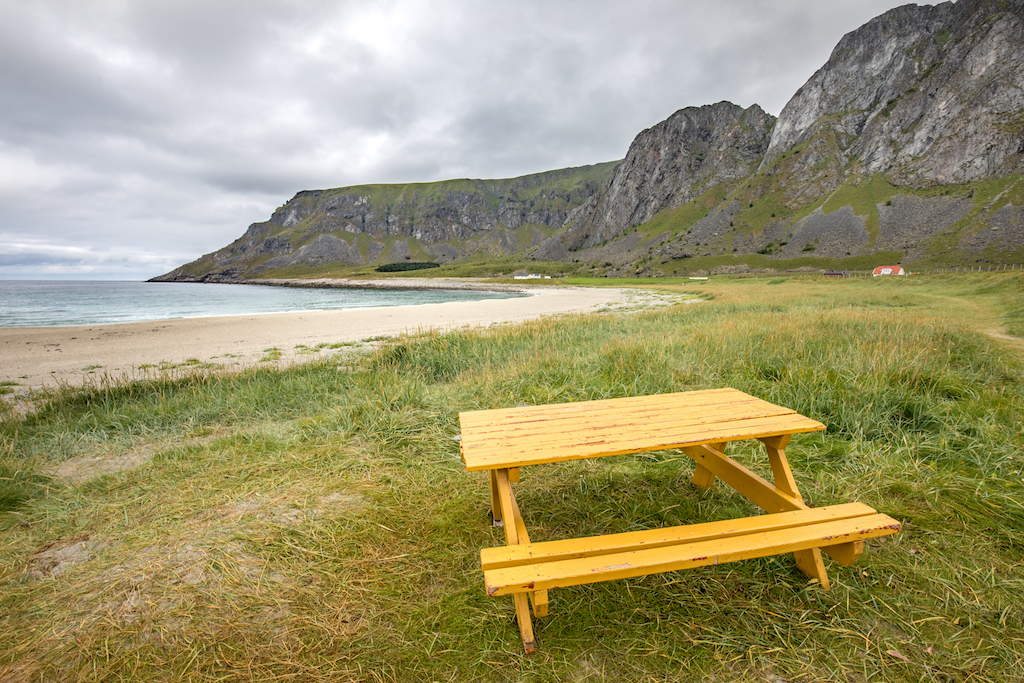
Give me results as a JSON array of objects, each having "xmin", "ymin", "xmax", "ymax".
[{"xmin": 1, "ymin": 273, "xmax": 1023, "ymax": 681}]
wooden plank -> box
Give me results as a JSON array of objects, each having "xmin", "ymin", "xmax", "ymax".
[
  {"xmin": 513, "ymin": 593, "xmax": 537, "ymax": 653},
  {"xmin": 680, "ymin": 442, "xmax": 860, "ymax": 567},
  {"xmin": 463, "ymin": 416, "xmax": 825, "ymax": 470},
  {"xmin": 681, "ymin": 443, "xmax": 805, "ymax": 514},
  {"xmin": 463, "ymin": 420, "xmax": 821, "ymax": 464},
  {"xmin": 462, "ymin": 408, "xmax": 819, "ymax": 445},
  {"xmin": 481, "ymin": 503, "xmax": 878, "ymax": 570},
  {"xmin": 755, "ymin": 435, "xmax": 828, "ymax": 588},
  {"xmin": 793, "ymin": 548, "xmax": 830, "ymax": 589},
  {"xmin": 691, "ymin": 464, "xmax": 716, "ymax": 489},
  {"xmin": 494, "ymin": 469, "xmax": 521, "ymax": 546},
  {"xmin": 461, "ymin": 408, "xmax": 808, "ymax": 455},
  {"xmin": 484, "ymin": 513, "xmax": 902, "ymax": 596},
  {"xmin": 760, "ymin": 435, "xmax": 799, "ymax": 499},
  {"xmin": 489, "ymin": 470, "xmax": 503, "ymax": 527},
  {"xmin": 459, "ymin": 388, "xmax": 745, "ymax": 426},
  {"xmin": 691, "ymin": 442, "xmax": 726, "ymax": 489},
  {"xmin": 493, "ymin": 469, "xmax": 540, "ymax": 652},
  {"xmin": 460, "ymin": 395, "xmax": 787, "ymax": 436},
  {"xmin": 506, "ymin": 483, "xmax": 549, "ymax": 617},
  {"xmin": 460, "ymin": 395, "xmax": 797, "ymax": 438}
]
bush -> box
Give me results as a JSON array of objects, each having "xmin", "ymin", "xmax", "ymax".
[{"xmin": 375, "ymin": 262, "xmax": 440, "ymax": 273}]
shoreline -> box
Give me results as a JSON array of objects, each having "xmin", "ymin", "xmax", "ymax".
[
  {"xmin": 230, "ymin": 276, "xmax": 531, "ymax": 292},
  {"xmin": 1, "ymin": 282, "xmax": 680, "ymax": 397}
]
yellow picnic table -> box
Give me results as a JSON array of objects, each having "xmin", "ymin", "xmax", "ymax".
[{"xmin": 459, "ymin": 388, "xmax": 901, "ymax": 653}]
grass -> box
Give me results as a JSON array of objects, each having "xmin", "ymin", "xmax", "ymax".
[
  {"xmin": 659, "ymin": 251, "xmax": 907, "ymax": 275},
  {"xmin": 2, "ymin": 273, "xmax": 1024, "ymax": 681}
]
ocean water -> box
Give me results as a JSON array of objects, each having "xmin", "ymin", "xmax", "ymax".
[{"xmin": 0, "ymin": 280, "xmax": 524, "ymax": 328}]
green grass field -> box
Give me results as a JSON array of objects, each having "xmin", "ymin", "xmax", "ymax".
[{"xmin": 2, "ymin": 273, "xmax": 1023, "ymax": 681}]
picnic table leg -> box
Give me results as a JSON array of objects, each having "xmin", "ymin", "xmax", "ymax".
[
  {"xmin": 489, "ymin": 469, "xmax": 521, "ymax": 527},
  {"xmin": 759, "ymin": 435, "xmax": 831, "ymax": 590},
  {"xmin": 691, "ymin": 442, "xmax": 725, "ymax": 489},
  {"xmin": 494, "ymin": 468, "xmax": 542, "ymax": 653},
  {"xmin": 489, "ymin": 470, "xmax": 504, "ymax": 527},
  {"xmin": 503, "ymin": 486, "xmax": 550, "ymax": 617},
  {"xmin": 691, "ymin": 465, "xmax": 716, "ymax": 489}
]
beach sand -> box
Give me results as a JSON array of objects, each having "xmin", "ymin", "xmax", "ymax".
[{"xmin": 1, "ymin": 282, "xmax": 677, "ymax": 395}]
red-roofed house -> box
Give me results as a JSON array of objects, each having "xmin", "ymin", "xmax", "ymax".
[{"xmin": 872, "ymin": 265, "xmax": 905, "ymax": 276}]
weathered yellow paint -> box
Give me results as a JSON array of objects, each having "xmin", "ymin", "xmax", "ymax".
[
  {"xmin": 493, "ymin": 469, "xmax": 540, "ymax": 650},
  {"xmin": 494, "ymin": 469, "xmax": 520, "ymax": 546},
  {"xmin": 760, "ymin": 434, "xmax": 800, "ymax": 499},
  {"xmin": 691, "ymin": 463, "xmax": 716, "ymax": 489},
  {"xmin": 793, "ymin": 548, "xmax": 830, "ymax": 589},
  {"xmin": 493, "ymin": 468, "xmax": 549, "ymax": 623},
  {"xmin": 513, "ymin": 593, "xmax": 537, "ymax": 653},
  {"xmin": 484, "ymin": 514, "xmax": 901, "ymax": 596},
  {"xmin": 488, "ymin": 469, "xmax": 502, "ymax": 526},
  {"xmin": 481, "ymin": 503, "xmax": 879, "ymax": 570},
  {"xmin": 459, "ymin": 389, "xmax": 825, "ymax": 471},
  {"xmin": 681, "ymin": 442, "xmax": 805, "ymax": 513}
]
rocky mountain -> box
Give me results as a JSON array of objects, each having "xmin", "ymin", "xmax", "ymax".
[
  {"xmin": 156, "ymin": 0, "xmax": 1024, "ymax": 282},
  {"xmin": 763, "ymin": 0, "xmax": 1024, "ymax": 185},
  {"xmin": 547, "ymin": 102, "xmax": 775, "ymax": 255},
  {"xmin": 153, "ymin": 163, "xmax": 617, "ymax": 282},
  {"xmin": 548, "ymin": 0, "xmax": 1024, "ymax": 275}
]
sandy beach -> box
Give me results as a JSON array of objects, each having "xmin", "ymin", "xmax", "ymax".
[{"xmin": 1, "ymin": 281, "xmax": 681, "ymax": 395}]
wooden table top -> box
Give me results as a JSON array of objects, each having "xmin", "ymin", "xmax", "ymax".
[{"xmin": 459, "ymin": 388, "xmax": 825, "ymax": 472}]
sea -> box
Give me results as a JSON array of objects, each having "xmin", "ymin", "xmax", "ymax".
[{"xmin": 0, "ymin": 280, "xmax": 524, "ymax": 328}]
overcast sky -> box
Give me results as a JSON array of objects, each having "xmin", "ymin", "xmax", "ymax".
[{"xmin": 0, "ymin": 0, "xmax": 919, "ymax": 280}]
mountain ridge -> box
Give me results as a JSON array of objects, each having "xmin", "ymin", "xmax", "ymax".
[{"xmin": 155, "ymin": 0, "xmax": 1024, "ymax": 282}]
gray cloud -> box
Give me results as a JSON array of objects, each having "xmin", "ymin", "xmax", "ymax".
[{"xmin": 0, "ymin": 0, "xmax": 915, "ymax": 279}]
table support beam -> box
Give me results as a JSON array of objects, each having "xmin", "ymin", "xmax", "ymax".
[
  {"xmin": 758, "ymin": 435, "xmax": 831, "ymax": 588},
  {"xmin": 682, "ymin": 441, "xmax": 844, "ymax": 587},
  {"xmin": 760, "ymin": 435, "xmax": 800, "ymax": 499},
  {"xmin": 691, "ymin": 442, "xmax": 725, "ymax": 489},
  {"xmin": 681, "ymin": 443, "xmax": 804, "ymax": 513}
]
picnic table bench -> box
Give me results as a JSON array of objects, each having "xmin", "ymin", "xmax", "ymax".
[{"xmin": 459, "ymin": 388, "xmax": 901, "ymax": 653}]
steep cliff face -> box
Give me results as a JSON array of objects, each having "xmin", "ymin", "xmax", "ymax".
[
  {"xmin": 763, "ymin": 0, "xmax": 1024, "ymax": 186},
  {"xmin": 556, "ymin": 102, "xmax": 775, "ymax": 251},
  {"xmin": 550, "ymin": 0, "xmax": 1024, "ymax": 274},
  {"xmin": 154, "ymin": 163, "xmax": 617, "ymax": 281}
]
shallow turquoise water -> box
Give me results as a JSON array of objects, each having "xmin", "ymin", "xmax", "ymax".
[{"xmin": 0, "ymin": 280, "xmax": 523, "ymax": 328}]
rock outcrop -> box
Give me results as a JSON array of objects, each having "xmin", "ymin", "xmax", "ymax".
[
  {"xmin": 153, "ymin": 163, "xmax": 617, "ymax": 281},
  {"xmin": 555, "ymin": 102, "xmax": 775, "ymax": 251},
  {"xmin": 763, "ymin": 0, "xmax": 1024, "ymax": 186}
]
